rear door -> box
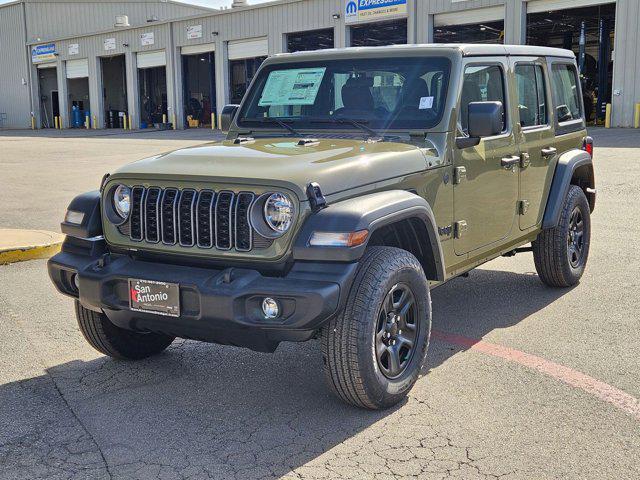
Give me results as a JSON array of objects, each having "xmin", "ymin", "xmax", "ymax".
[
  {"xmin": 511, "ymin": 57, "xmax": 556, "ymax": 229},
  {"xmin": 453, "ymin": 59, "xmax": 520, "ymax": 255}
]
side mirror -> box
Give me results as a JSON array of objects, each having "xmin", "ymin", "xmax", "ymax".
[
  {"xmin": 220, "ymin": 104, "xmax": 240, "ymax": 133},
  {"xmin": 456, "ymin": 101, "xmax": 503, "ymax": 148}
]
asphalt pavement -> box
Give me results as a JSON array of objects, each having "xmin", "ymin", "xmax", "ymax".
[{"xmin": 0, "ymin": 128, "xmax": 638, "ymax": 479}]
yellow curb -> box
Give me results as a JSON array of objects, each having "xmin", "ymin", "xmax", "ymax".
[{"xmin": 0, "ymin": 229, "xmax": 64, "ymax": 265}]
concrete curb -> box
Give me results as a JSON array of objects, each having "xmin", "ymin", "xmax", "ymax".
[{"xmin": 0, "ymin": 229, "xmax": 64, "ymax": 265}]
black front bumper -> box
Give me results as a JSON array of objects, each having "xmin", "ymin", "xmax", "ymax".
[{"xmin": 48, "ymin": 237, "xmax": 357, "ymax": 352}]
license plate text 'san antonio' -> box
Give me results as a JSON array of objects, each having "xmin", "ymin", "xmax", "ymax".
[{"xmin": 128, "ymin": 279, "xmax": 180, "ymax": 317}]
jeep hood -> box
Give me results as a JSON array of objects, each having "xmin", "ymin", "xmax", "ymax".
[{"xmin": 110, "ymin": 138, "xmax": 433, "ymax": 200}]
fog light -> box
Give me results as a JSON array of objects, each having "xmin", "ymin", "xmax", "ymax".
[
  {"xmin": 262, "ymin": 297, "xmax": 279, "ymax": 319},
  {"xmin": 72, "ymin": 273, "xmax": 80, "ymax": 291}
]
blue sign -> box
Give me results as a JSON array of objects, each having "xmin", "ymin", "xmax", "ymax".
[
  {"xmin": 31, "ymin": 43, "xmax": 56, "ymax": 64},
  {"xmin": 345, "ymin": 0, "xmax": 407, "ymax": 24}
]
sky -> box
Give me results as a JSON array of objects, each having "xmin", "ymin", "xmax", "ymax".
[{"xmin": 0, "ymin": 0, "xmax": 272, "ymax": 6}]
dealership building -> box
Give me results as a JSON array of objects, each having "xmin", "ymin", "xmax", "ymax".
[{"xmin": 0, "ymin": 0, "xmax": 638, "ymax": 130}]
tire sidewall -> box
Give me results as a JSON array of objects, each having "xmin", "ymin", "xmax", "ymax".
[{"xmin": 357, "ymin": 256, "xmax": 431, "ymax": 405}]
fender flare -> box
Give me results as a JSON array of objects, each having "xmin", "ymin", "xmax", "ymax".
[
  {"xmin": 293, "ymin": 190, "xmax": 446, "ymax": 281},
  {"xmin": 61, "ymin": 190, "xmax": 103, "ymax": 239},
  {"xmin": 542, "ymin": 149, "xmax": 595, "ymax": 230}
]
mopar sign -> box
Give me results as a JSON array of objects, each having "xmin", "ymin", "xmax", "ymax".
[
  {"xmin": 345, "ymin": 0, "xmax": 407, "ymax": 24},
  {"xmin": 31, "ymin": 43, "xmax": 56, "ymax": 64}
]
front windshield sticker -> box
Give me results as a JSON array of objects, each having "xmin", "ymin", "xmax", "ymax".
[
  {"xmin": 419, "ymin": 96, "xmax": 434, "ymax": 109},
  {"xmin": 258, "ymin": 67, "xmax": 327, "ymax": 106}
]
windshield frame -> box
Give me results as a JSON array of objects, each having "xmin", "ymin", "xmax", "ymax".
[{"xmin": 235, "ymin": 55, "xmax": 452, "ymax": 135}]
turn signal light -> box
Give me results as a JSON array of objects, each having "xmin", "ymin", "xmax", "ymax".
[{"xmin": 309, "ymin": 229, "xmax": 369, "ymax": 247}]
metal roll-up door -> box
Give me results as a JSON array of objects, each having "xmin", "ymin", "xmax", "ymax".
[
  {"xmin": 527, "ymin": 0, "xmax": 613, "ymax": 14},
  {"xmin": 66, "ymin": 59, "xmax": 89, "ymax": 78},
  {"xmin": 228, "ymin": 37, "xmax": 268, "ymax": 60},
  {"xmin": 137, "ymin": 50, "xmax": 166, "ymax": 69},
  {"xmin": 181, "ymin": 43, "xmax": 216, "ymax": 56},
  {"xmin": 37, "ymin": 62, "xmax": 57, "ymax": 70},
  {"xmin": 434, "ymin": 5, "xmax": 504, "ymax": 26}
]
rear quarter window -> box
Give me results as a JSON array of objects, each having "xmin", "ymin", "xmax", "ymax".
[{"xmin": 550, "ymin": 63, "xmax": 583, "ymax": 125}]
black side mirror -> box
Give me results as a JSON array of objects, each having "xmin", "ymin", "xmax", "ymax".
[
  {"xmin": 220, "ymin": 104, "xmax": 239, "ymax": 133},
  {"xmin": 456, "ymin": 101, "xmax": 503, "ymax": 148}
]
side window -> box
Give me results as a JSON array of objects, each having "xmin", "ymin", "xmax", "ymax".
[
  {"xmin": 551, "ymin": 64, "xmax": 582, "ymax": 123},
  {"xmin": 460, "ymin": 64, "xmax": 506, "ymax": 133},
  {"xmin": 515, "ymin": 64, "xmax": 548, "ymax": 128}
]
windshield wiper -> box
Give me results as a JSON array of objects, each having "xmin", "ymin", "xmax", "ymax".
[
  {"xmin": 310, "ymin": 117, "xmax": 381, "ymax": 139},
  {"xmin": 254, "ymin": 117, "xmax": 301, "ymax": 136}
]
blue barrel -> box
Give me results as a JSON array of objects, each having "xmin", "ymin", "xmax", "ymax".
[{"xmin": 72, "ymin": 105, "xmax": 82, "ymax": 128}]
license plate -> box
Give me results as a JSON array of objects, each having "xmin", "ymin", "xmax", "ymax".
[{"xmin": 128, "ymin": 279, "xmax": 180, "ymax": 317}]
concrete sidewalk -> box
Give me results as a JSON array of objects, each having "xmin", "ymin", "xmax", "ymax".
[{"xmin": 0, "ymin": 229, "xmax": 64, "ymax": 265}]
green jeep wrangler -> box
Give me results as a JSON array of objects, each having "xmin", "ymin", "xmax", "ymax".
[{"xmin": 49, "ymin": 45, "xmax": 595, "ymax": 409}]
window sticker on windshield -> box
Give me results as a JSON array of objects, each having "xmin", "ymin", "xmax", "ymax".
[
  {"xmin": 258, "ymin": 67, "xmax": 326, "ymax": 107},
  {"xmin": 419, "ymin": 96, "xmax": 434, "ymax": 109}
]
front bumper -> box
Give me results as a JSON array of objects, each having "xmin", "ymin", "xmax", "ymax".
[{"xmin": 48, "ymin": 237, "xmax": 357, "ymax": 352}]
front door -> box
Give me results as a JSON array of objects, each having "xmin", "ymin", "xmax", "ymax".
[
  {"xmin": 453, "ymin": 61, "xmax": 520, "ymax": 255},
  {"xmin": 512, "ymin": 58, "xmax": 556, "ymax": 230}
]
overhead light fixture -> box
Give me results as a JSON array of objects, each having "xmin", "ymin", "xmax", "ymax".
[
  {"xmin": 332, "ymin": 13, "xmax": 341, "ymax": 19},
  {"xmin": 212, "ymin": 31, "xmax": 219, "ymax": 36}
]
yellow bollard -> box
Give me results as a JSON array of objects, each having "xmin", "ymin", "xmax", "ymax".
[
  {"xmin": 85, "ymin": 116, "xmax": 90, "ymax": 129},
  {"xmin": 211, "ymin": 112, "xmax": 215, "ymax": 130},
  {"xmin": 93, "ymin": 115, "xmax": 97, "ymax": 129},
  {"xmin": 54, "ymin": 116, "xmax": 59, "ymax": 129},
  {"xmin": 31, "ymin": 115, "xmax": 36, "ymax": 130},
  {"xmin": 162, "ymin": 113, "xmax": 167, "ymax": 125},
  {"xmin": 172, "ymin": 113, "xmax": 176, "ymax": 130},
  {"xmin": 123, "ymin": 114, "xmax": 128, "ymax": 130},
  {"xmin": 634, "ymin": 103, "xmax": 640, "ymax": 129},
  {"xmin": 604, "ymin": 103, "xmax": 612, "ymax": 129}
]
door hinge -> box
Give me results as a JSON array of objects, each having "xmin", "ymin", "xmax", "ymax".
[
  {"xmin": 520, "ymin": 152, "xmax": 530, "ymax": 169},
  {"xmin": 519, "ymin": 200, "xmax": 530, "ymax": 215},
  {"xmin": 454, "ymin": 220, "xmax": 468, "ymax": 239},
  {"xmin": 453, "ymin": 166, "xmax": 467, "ymax": 185}
]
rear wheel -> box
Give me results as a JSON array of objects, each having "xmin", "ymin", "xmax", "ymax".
[
  {"xmin": 533, "ymin": 185, "xmax": 591, "ymax": 287},
  {"xmin": 75, "ymin": 301, "xmax": 174, "ymax": 360},
  {"xmin": 321, "ymin": 247, "xmax": 431, "ymax": 409}
]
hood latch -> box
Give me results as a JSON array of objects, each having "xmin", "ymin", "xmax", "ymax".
[{"xmin": 306, "ymin": 182, "xmax": 327, "ymax": 212}]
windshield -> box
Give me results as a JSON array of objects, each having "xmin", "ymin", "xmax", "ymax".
[{"xmin": 237, "ymin": 56, "xmax": 451, "ymax": 133}]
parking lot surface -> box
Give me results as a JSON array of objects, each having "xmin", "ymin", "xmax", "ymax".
[{"xmin": 0, "ymin": 128, "xmax": 638, "ymax": 479}]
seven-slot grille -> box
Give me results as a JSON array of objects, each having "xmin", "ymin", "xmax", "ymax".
[{"xmin": 128, "ymin": 186, "xmax": 256, "ymax": 252}]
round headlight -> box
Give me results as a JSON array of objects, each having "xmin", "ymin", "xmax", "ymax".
[
  {"xmin": 263, "ymin": 193, "xmax": 293, "ymax": 234},
  {"xmin": 113, "ymin": 185, "xmax": 131, "ymax": 219}
]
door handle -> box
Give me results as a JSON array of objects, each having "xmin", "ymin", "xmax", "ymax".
[
  {"xmin": 541, "ymin": 147, "xmax": 557, "ymax": 158},
  {"xmin": 501, "ymin": 155, "xmax": 520, "ymax": 169}
]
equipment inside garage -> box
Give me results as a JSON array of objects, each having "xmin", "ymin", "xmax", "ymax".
[
  {"xmin": 137, "ymin": 50, "xmax": 168, "ymax": 128},
  {"xmin": 350, "ymin": 19, "xmax": 407, "ymax": 47},
  {"xmin": 287, "ymin": 28, "xmax": 335, "ymax": 52},
  {"xmin": 37, "ymin": 65, "xmax": 59, "ymax": 128},
  {"xmin": 181, "ymin": 44, "xmax": 215, "ymax": 128},
  {"xmin": 527, "ymin": 3, "xmax": 616, "ymax": 122},
  {"xmin": 101, "ymin": 55, "xmax": 128, "ymax": 129},
  {"xmin": 229, "ymin": 37, "xmax": 268, "ymax": 104},
  {"xmin": 434, "ymin": 20, "xmax": 504, "ymax": 44},
  {"xmin": 66, "ymin": 58, "xmax": 90, "ymax": 128}
]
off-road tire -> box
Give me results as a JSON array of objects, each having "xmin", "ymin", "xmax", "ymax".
[
  {"xmin": 321, "ymin": 247, "xmax": 431, "ymax": 409},
  {"xmin": 75, "ymin": 301, "xmax": 175, "ymax": 360},
  {"xmin": 533, "ymin": 185, "xmax": 591, "ymax": 287}
]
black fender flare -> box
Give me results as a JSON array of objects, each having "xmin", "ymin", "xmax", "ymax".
[
  {"xmin": 61, "ymin": 190, "xmax": 103, "ymax": 239},
  {"xmin": 542, "ymin": 149, "xmax": 595, "ymax": 230},
  {"xmin": 293, "ymin": 190, "xmax": 446, "ymax": 281}
]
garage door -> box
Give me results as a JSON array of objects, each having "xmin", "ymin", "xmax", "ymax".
[
  {"xmin": 228, "ymin": 37, "xmax": 268, "ymax": 60},
  {"xmin": 527, "ymin": 0, "xmax": 615, "ymax": 14},
  {"xmin": 37, "ymin": 62, "xmax": 56, "ymax": 69},
  {"xmin": 137, "ymin": 50, "xmax": 166, "ymax": 69},
  {"xmin": 181, "ymin": 43, "xmax": 216, "ymax": 56},
  {"xmin": 434, "ymin": 5, "xmax": 504, "ymax": 26},
  {"xmin": 66, "ymin": 59, "xmax": 89, "ymax": 78}
]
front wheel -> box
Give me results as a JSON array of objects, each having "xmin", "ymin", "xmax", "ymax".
[
  {"xmin": 321, "ymin": 247, "xmax": 431, "ymax": 409},
  {"xmin": 533, "ymin": 185, "xmax": 591, "ymax": 287}
]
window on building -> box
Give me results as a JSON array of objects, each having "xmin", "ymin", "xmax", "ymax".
[
  {"xmin": 551, "ymin": 64, "xmax": 582, "ymax": 123},
  {"xmin": 434, "ymin": 20, "xmax": 504, "ymax": 44},
  {"xmin": 229, "ymin": 57, "xmax": 266, "ymax": 104},
  {"xmin": 350, "ymin": 19, "xmax": 407, "ymax": 47},
  {"xmin": 287, "ymin": 28, "xmax": 334, "ymax": 52},
  {"xmin": 514, "ymin": 64, "xmax": 548, "ymax": 128},
  {"xmin": 459, "ymin": 64, "xmax": 506, "ymax": 133}
]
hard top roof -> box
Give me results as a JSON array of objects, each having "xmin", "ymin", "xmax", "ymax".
[{"xmin": 270, "ymin": 43, "xmax": 575, "ymax": 61}]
